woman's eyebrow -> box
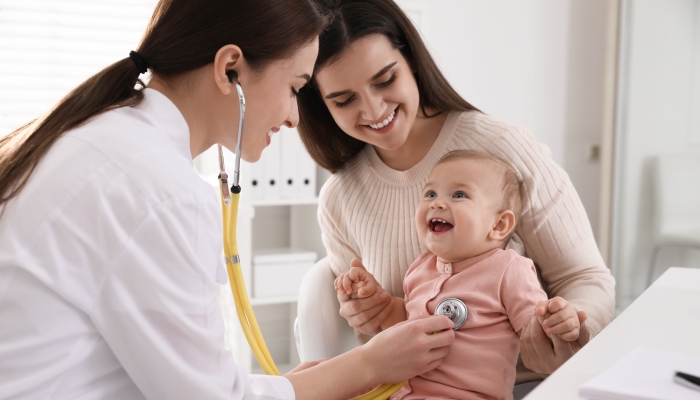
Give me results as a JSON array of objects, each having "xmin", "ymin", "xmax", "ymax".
[
  {"xmin": 324, "ymin": 61, "xmax": 398, "ymax": 100},
  {"xmin": 369, "ymin": 61, "xmax": 397, "ymax": 81}
]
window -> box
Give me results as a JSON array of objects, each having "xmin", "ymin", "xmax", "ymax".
[{"xmin": 0, "ymin": 0, "xmax": 157, "ymax": 135}]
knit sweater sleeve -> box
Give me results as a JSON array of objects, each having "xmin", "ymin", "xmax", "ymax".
[
  {"xmin": 461, "ymin": 113, "xmax": 616, "ymax": 338},
  {"xmin": 317, "ymin": 174, "xmax": 360, "ymax": 278}
]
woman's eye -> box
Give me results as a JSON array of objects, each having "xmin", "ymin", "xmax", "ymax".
[
  {"xmin": 291, "ymin": 87, "xmax": 300, "ymax": 97},
  {"xmin": 453, "ymin": 192, "xmax": 466, "ymax": 199},
  {"xmin": 335, "ymin": 95, "xmax": 355, "ymax": 108},
  {"xmin": 376, "ymin": 73, "xmax": 397, "ymax": 88}
]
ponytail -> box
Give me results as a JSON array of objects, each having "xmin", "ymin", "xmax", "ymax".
[
  {"xmin": 0, "ymin": 0, "xmax": 323, "ymax": 210},
  {"xmin": 0, "ymin": 57, "xmax": 145, "ymax": 207}
]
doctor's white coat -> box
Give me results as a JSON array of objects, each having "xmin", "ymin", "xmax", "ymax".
[{"xmin": 0, "ymin": 89, "xmax": 294, "ymax": 399}]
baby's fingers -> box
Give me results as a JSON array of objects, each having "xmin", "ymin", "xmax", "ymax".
[
  {"xmin": 357, "ymin": 281, "xmax": 377, "ymax": 298},
  {"xmin": 545, "ymin": 316, "xmax": 579, "ymax": 337},
  {"xmin": 542, "ymin": 309, "xmax": 570, "ymax": 329},
  {"xmin": 334, "ymin": 275, "xmax": 345, "ymax": 293},
  {"xmin": 342, "ymin": 275, "xmax": 357, "ymax": 294},
  {"xmin": 545, "ymin": 297, "xmax": 569, "ymax": 314},
  {"xmin": 556, "ymin": 327, "xmax": 580, "ymax": 341},
  {"xmin": 534, "ymin": 300, "xmax": 550, "ymax": 317}
]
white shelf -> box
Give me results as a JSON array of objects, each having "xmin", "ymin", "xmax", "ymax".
[{"xmin": 251, "ymin": 198, "xmax": 318, "ymax": 207}]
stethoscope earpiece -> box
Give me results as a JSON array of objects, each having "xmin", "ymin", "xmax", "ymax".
[
  {"xmin": 218, "ymin": 68, "xmax": 245, "ymax": 198},
  {"xmin": 226, "ymin": 70, "xmax": 238, "ymax": 83}
]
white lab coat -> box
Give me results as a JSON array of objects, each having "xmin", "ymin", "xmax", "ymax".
[{"xmin": 0, "ymin": 89, "xmax": 294, "ymax": 399}]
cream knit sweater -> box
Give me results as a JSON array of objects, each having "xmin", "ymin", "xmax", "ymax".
[{"xmin": 318, "ymin": 110, "xmax": 615, "ymax": 339}]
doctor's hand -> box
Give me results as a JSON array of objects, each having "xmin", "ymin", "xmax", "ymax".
[
  {"xmin": 337, "ymin": 259, "xmax": 394, "ymax": 335},
  {"xmin": 520, "ymin": 301, "xmax": 591, "ymax": 374},
  {"xmin": 361, "ymin": 315, "xmax": 455, "ymax": 384},
  {"xmin": 287, "ymin": 358, "xmax": 329, "ymax": 374}
]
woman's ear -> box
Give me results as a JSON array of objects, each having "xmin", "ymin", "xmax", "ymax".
[
  {"xmin": 213, "ymin": 44, "xmax": 245, "ymax": 95},
  {"xmin": 488, "ymin": 210, "xmax": 516, "ymax": 242}
]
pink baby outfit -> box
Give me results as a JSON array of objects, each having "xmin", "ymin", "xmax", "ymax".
[{"xmin": 393, "ymin": 248, "xmax": 547, "ymax": 400}]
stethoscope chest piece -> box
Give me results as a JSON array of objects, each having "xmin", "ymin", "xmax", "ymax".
[{"xmin": 434, "ymin": 298, "xmax": 468, "ymax": 330}]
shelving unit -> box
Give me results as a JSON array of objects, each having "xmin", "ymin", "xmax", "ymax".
[{"xmin": 195, "ymin": 144, "xmax": 329, "ymax": 375}]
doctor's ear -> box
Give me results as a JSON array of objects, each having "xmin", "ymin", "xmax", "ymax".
[{"xmin": 214, "ymin": 44, "xmax": 246, "ymax": 94}]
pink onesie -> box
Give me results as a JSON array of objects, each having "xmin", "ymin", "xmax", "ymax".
[{"xmin": 393, "ymin": 248, "xmax": 547, "ymax": 400}]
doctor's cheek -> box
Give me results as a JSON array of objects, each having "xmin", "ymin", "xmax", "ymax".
[{"xmin": 286, "ymin": 97, "xmax": 300, "ymax": 128}]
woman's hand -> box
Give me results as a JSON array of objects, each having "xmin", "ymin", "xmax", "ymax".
[
  {"xmin": 337, "ymin": 259, "xmax": 394, "ymax": 335},
  {"xmin": 520, "ymin": 301, "xmax": 590, "ymax": 374},
  {"xmin": 360, "ymin": 315, "xmax": 456, "ymax": 384}
]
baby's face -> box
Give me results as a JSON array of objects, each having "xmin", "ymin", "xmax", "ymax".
[{"xmin": 416, "ymin": 158, "xmax": 503, "ymax": 262}]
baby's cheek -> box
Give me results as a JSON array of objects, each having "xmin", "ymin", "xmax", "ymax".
[{"xmin": 415, "ymin": 224, "xmax": 428, "ymax": 245}]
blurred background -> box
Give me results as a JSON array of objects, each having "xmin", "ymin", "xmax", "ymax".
[{"xmin": 2, "ymin": 0, "xmax": 699, "ymax": 369}]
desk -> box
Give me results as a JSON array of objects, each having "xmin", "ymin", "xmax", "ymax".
[{"xmin": 524, "ymin": 267, "xmax": 700, "ymax": 399}]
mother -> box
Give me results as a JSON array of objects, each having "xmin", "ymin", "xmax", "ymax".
[{"xmin": 298, "ymin": 0, "xmax": 615, "ymax": 381}]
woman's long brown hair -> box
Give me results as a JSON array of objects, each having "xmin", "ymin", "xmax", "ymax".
[
  {"xmin": 0, "ymin": 0, "xmax": 323, "ymax": 210},
  {"xmin": 297, "ymin": 0, "xmax": 480, "ymax": 173}
]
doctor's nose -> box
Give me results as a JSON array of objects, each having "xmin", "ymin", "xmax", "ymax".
[{"xmin": 285, "ymin": 97, "xmax": 300, "ymax": 128}]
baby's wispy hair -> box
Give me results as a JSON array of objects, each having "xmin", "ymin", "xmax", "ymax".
[{"xmin": 435, "ymin": 149, "xmax": 524, "ymax": 234}]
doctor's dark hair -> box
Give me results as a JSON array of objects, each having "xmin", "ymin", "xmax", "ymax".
[
  {"xmin": 0, "ymin": 0, "xmax": 323, "ymax": 210},
  {"xmin": 296, "ymin": 0, "xmax": 480, "ymax": 173}
]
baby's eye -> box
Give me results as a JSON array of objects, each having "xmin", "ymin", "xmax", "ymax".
[
  {"xmin": 425, "ymin": 190, "xmax": 436, "ymax": 198},
  {"xmin": 453, "ymin": 191, "xmax": 467, "ymax": 199}
]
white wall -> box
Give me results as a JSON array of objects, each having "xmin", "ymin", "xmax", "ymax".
[
  {"xmin": 402, "ymin": 0, "xmax": 612, "ymax": 243},
  {"xmin": 615, "ymin": 0, "xmax": 700, "ymax": 308}
]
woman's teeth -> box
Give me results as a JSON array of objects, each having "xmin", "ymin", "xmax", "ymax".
[
  {"xmin": 369, "ymin": 109, "xmax": 395, "ymax": 129},
  {"xmin": 267, "ymin": 130, "xmax": 274, "ymax": 139}
]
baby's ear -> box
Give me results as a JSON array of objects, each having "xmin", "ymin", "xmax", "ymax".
[{"xmin": 488, "ymin": 210, "xmax": 516, "ymax": 242}]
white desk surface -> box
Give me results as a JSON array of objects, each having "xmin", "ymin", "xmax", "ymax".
[{"xmin": 524, "ymin": 267, "xmax": 700, "ymax": 399}]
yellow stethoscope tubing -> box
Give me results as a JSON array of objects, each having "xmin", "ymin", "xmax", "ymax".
[
  {"xmin": 220, "ymin": 188, "xmax": 280, "ymax": 375},
  {"xmin": 220, "ymin": 185, "xmax": 403, "ymax": 397},
  {"xmin": 219, "ymin": 79, "xmax": 403, "ymax": 399}
]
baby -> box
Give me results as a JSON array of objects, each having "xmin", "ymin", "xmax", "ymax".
[{"xmin": 335, "ymin": 150, "xmax": 582, "ymax": 400}]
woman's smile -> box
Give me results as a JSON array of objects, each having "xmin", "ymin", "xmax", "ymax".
[{"xmin": 365, "ymin": 106, "xmax": 399, "ymax": 134}]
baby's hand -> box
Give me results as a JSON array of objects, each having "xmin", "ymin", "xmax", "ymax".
[
  {"xmin": 536, "ymin": 296, "xmax": 583, "ymax": 342},
  {"xmin": 334, "ymin": 259, "xmax": 381, "ymax": 298}
]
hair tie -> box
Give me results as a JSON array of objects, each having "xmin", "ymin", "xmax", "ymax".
[{"xmin": 129, "ymin": 51, "xmax": 148, "ymax": 74}]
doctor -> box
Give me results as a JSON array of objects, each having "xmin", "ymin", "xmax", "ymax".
[{"xmin": 0, "ymin": 0, "xmax": 455, "ymax": 399}]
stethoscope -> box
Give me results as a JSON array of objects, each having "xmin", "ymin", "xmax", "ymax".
[
  {"xmin": 216, "ymin": 71, "xmax": 467, "ymax": 399},
  {"xmin": 217, "ymin": 70, "xmax": 281, "ymax": 377}
]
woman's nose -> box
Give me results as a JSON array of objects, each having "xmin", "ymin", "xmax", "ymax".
[
  {"xmin": 361, "ymin": 93, "xmax": 387, "ymax": 123},
  {"xmin": 284, "ymin": 96, "xmax": 300, "ymax": 128}
]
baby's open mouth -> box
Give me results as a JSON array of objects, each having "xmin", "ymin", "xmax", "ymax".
[{"xmin": 429, "ymin": 218, "xmax": 453, "ymax": 233}]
